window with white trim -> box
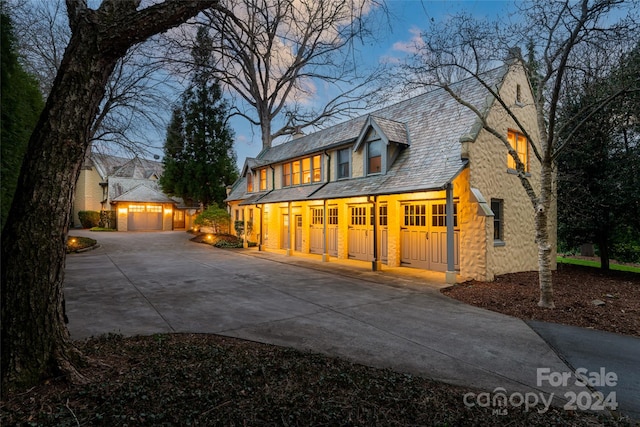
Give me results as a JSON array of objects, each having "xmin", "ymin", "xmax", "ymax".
[
  {"xmin": 311, "ymin": 207, "xmax": 323, "ymax": 225},
  {"xmin": 507, "ymin": 129, "xmax": 528, "ymax": 172},
  {"xmin": 337, "ymin": 148, "xmax": 350, "ymax": 179},
  {"xmin": 259, "ymin": 168, "xmax": 267, "ymax": 190},
  {"xmin": 367, "ymin": 140, "xmax": 382, "ymax": 175}
]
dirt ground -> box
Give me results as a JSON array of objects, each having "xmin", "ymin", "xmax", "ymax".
[{"xmin": 442, "ymin": 263, "xmax": 640, "ymax": 337}]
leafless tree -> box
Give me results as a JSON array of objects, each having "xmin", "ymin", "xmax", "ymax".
[
  {"xmin": 398, "ymin": 0, "xmax": 639, "ymax": 308},
  {"xmin": 164, "ymin": 0, "xmax": 388, "ymax": 150},
  {"xmin": 7, "ymin": 0, "xmax": 181, "ymax": 157},
  {"xmin": 1, "ymin": 0, "xmax": 230, "ymax": 392}
]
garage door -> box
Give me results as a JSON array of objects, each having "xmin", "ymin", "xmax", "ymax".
[
  {"xmin": 348, "ymin": 204, "xmax": 373, "ymax": 261},
  {"xmin": 309, "ymin": 207, "xmax": 324, "ymax": 254},
  {"xmin": 128, "ymin": 204, "xmax": 162, "ymax": 230},
  {"xmin": 401, "ymin": 202, "xmax": 459, "ymax": 271}
]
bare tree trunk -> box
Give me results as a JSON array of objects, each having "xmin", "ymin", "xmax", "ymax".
[
  {"xmin": 537, "ymin": 157, "xmax": 554, "ymax": 308},
  {"xmin": 1, "ymin": 0, "xmax": 218, "ymax": 392}
]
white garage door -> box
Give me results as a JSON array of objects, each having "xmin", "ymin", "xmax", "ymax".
[{"xmin": 127, "ymin": 204, "xmax": 162, "ymax": 230}]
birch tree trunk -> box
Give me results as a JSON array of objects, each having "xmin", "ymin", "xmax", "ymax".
[
  {"xmin": 536, "ymin": 155, "xmax": 555, "ymax": 308},
  {"xmin": 1, "ymin": 0, "xmax": 219, "ymax": 391}
]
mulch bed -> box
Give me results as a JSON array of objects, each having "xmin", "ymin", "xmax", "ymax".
[{"xmin": 442, "ymin": 264, "xmax": 640, "ymax": 337}]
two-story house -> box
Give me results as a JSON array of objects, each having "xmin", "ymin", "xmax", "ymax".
[{"xmin": 225, "ymin": 63, "xmax": 556, "ymax": 282}]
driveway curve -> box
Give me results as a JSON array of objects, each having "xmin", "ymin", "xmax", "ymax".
[{"xmin": 65, "ymin": 231, "xmax": 581, "ymax": 406}]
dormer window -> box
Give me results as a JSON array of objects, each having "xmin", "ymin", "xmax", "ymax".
[
  {"xmin": 367, "ymin": 140, "xmax": 382, "ymax": 175},
  {"xmin": 247, "ymin": 172, "xmax": 253, "ymax": 192},
  {"xmin": 259, "ymin": 168, "xmax": 267, "ymax": 191},
  {"xmin": 354, "ymin": 116, "xmax": 409, "ymax": 177}
]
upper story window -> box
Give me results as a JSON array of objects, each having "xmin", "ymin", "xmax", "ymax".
[
  {"xmin": 302, "ymin": 157, "xmax": 311, "ymax": 184},
  {"xmin": 337, "ymin": 148, "xmax": 350, "ymax": 179},
  {"xmin": 367, "ymin": 140, "xmax": 382, "ymax": 175},
  {"xmin": 292, "ymin": 160, "xmax": 301, "ymax": 185},
  {"xmin": 282, "ymin": 163, "xmax": 291, "ymax": 187},
  {"xmin": 247, "ymin": 172, "xmax": 253, "ymax": 192},
  {"xmin": 507, "ymin": 129, "xmax": 528, "ymax": 172},
  {"xmin": 282, "ymin": 155, "xmax": 323, "ymax": 187},
  {"xmin": 312, "ymin": 155, "xmax": 321, "ymax": 182},
  {"xmin": 259, "ymin": 168, "xmax": 267, "ymax": 191}
]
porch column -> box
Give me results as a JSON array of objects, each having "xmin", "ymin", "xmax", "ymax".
[
  {"xmin": 243, "ymin": 206, "xmax": 248, "ymax": 248},
  {"xmin": 286, "ymin": 202, "xmax": 292, "ymax": 256},
  {"xmin": 446, "ymin": 183, "xmax": 457, "ymax": 284},
  {"xmin": 258, "ymin": 204, "xmax": 263, "ymax": 251},
  {"xmin": 322, "ymin": 199, "xmax": 329, "ymax": 262}
]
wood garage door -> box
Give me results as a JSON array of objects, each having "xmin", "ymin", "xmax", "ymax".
[
  {"xmin": 309, "ymin": 207, "xmax": 324, "ymax": 255},
  {"xmin": 128, "ymin": 204, "xmax": 162, "ymax": 231},
  {"xmin": 401, "ymin": 202, "xmax": 459, "ymax": 271},
  {"xmin": 327, "ymin": 206, "xmax": 338, "ymax": 257},
  {"xmin": 348, "ymin": 204, "xmax": 373, "ymax": 261}
]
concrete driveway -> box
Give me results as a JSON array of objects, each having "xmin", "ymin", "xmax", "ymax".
[{"xmin": 65, "ymin": 231, "xmax": 588, "ymax": 408}]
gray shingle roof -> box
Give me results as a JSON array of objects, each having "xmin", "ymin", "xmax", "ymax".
[
  {"xmin": 111, "ymin": 183, "xmax": 176, "ymax": 203},
  {"xmin": 227, "ymin": 66, "xmax": 506, "ymax": 202}
]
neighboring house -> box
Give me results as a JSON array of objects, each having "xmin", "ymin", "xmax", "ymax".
[
  {"xmin": 226, "ymin": 63, "xmax": 557, "ymax": 283},
  {"xmin": 73, "ymin": 152, "xmax": 199, "ymax": 231}
]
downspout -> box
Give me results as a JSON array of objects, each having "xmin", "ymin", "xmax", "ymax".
[
  {"xmin": 243, "ymin": 205, "xmax": 248, "ymax": 248},
  {"xmin": 287, "ymin": 201, "xmax": 292, "ymax": 256},
  {"xmin": 323, "ymin": 150, "xmax": 331, "ymax": 262},
  {"xmin": 256, "ymin": 204, "xmax": 263, "ymax": 251},
  {"xmin": 369, "ymin": 195, "xmax": 379, "ymax": 271}
]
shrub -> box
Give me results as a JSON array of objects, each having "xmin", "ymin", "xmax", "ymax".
[
  {"xmin": 99, "ymin": 210, "xmax": 116, "ymax": 229},
  {"xmin": 211, "ymin": 233, "xmax": 243, "ymax": 248},
  {"xmin": 234, "ymin": 220, "xmax": 253, "ymax": 238},
  {"xmin": 194, "ymin": 205, "xmax": 230, "ymax": 234},
  {"xmin": 78, "ymin": 210, "xmax": 100, "ymax": 228},
  {"xmin": 612, "ymin": 241, "xmax": 640, "ymax": 264}
]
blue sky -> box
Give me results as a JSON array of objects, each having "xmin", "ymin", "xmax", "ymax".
[{"xmin": 225, "ymin": 0, "xmax": 514, "ymax": 168}]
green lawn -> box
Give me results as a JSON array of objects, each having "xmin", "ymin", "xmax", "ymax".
[{"xmin": 557, "ymin": 256, "xmax": 640, "ymax": 273}]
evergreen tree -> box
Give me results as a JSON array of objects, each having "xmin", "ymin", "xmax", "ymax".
[
  {"xmin": 160, "ymin": 26, "xmax": 238, "ymax": 208},
  {"xmin": 557, "ymin": 45, "xmax": 640, "ymax": 268},
  {"xmin": 1, "ymin": 7, "xmax": 44, "ymax": 230}
]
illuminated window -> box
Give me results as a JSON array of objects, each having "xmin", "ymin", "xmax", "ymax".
[
  {"xmin": 337, "ymin": 148, "xmax": 350, "ymax": 179},
  {"xmin": 247, "ymin": 172, "xmax": 253, "ymax": 192},
  {"xmin": 507, "ymin": 130, "xmax": 528, "ymax": 172},
  {"xmin": 491, "ymin": 199, "xmax": 504, "ymax": 242},
  {"xmin": 282, "ymin": 163, "xmax": 291, "ymax": 187},
  {"xmin": 404, "ymin": 204, "xmax": 426, "ymax": 227},
  {"xmin": 379, "ymin": 205, "xmax": 388, "ymax": 226},
  {"xmin": 431, "ymin": 203, "xmax": 458, "ymax": 227},
  {"xmin": 129, "ymin": 204, "xmax": 145, "ymax": 212},
  {"xmin": 259, "ymin": 168, "xmax": 267, "ymax": 191},
  {"xmin": 292, "ymin": 160, "xmax": 301, "ymax": 185},
  {"xmin": 147, "ymin": 205, "xmax": 162, "ymax": 213},
  {"xmin": 351, "ymin": 206, "xmax": 368, "ymax": 226},
  {"xmin": 328, "ymin": 207, "xmax": 338, "ymax": 225},
  {"xmin": 302, "ymin": 157, "xmax": 311, "ymax": 184},
  {"xmin": 311, "ymin": 208, "xmax": 323, "ymax": 225},
  {"xmin": 312, "ymin": 155, "xmax": 322, "ymax": 182},
  {"xmin": 368, "ymin": 140, "xmax": 382, "ymax": 175}
]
